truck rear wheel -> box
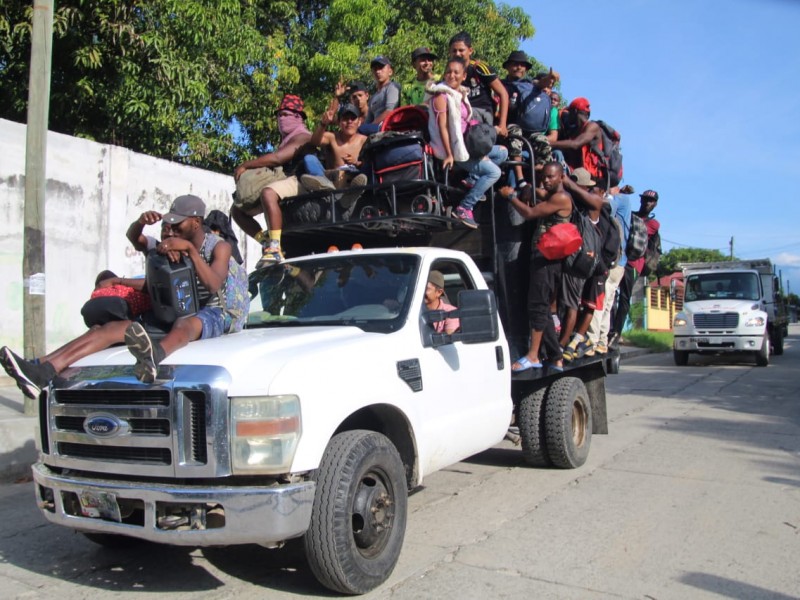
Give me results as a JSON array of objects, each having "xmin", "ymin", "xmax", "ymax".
[
  {"xmin": 304, "ymin": 430, "xmax": 407, "ymax": 594},
  {"xmin": 518, "ymin": 386, "xmax": 552, "ymax": 467},
  {"xmin": 673, "ymin": 349, "xmax": 689, "ymax": 366},
  {"xmin": 755, "ymin": 332, "xmax": 770, "ymax": 366},
  {"xmin": 606, "ymin": 353, "xmax": 620, "ymax": 374},
  {"xmin": 544, "ymin": 377, "xmax": 592, "ymax": 469}
]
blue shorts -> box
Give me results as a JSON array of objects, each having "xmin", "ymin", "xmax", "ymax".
[{"xmin": 195, "ymin": 306, "xmax": 226, "ymax": 340}]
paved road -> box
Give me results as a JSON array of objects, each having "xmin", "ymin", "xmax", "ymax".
[{"xmin": 1, "ymin": 327, "xmax": 798, "ymax": 599}]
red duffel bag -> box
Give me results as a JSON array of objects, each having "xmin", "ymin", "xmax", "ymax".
[{"xmin": 536, "ymin": 222, "xmax": 582, "ymax": 260}]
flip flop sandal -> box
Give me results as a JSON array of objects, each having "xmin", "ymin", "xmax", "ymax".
[{"xmin": 512, "ymin": 356, "xmax": 543, "ymax": 372}]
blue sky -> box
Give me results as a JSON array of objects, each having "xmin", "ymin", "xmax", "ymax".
[{"xmin": 515, "ymin": 0, "xmax": 800, "ymax": 294}]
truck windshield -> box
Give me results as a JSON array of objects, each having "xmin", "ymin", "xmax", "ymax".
[
  {"xmin": 684, "ymin": 273, "xmax": 760, "ymax": 302},
  {"xmin": 246, "ymin": 254, "xmax": 419, "ymax": 333}
]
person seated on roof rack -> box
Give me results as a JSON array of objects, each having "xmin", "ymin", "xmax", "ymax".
[
  {"xmin": 402, "ymin": 46, "xmax": 439, "ymax": 108},
  {"xmin": 300, "ymin": 100, "xmax": 369, "ymax": 215},
  {"xmin": 426, "ymin": 57, "xmax": 508, "ymax": 230},
  {"xmin": 501, "ymin": 50, "xmax": 560, "ymax": 189},
  {"xmin": 231, "ymin": 94, "xmax": 313, "ymax": 267}
]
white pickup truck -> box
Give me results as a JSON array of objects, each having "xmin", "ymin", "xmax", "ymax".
[
  {"xmin": 31, "ymin": 243, "xmax": 612, "ymax": 594},
  {"xmin": 671, "ymin": 259, "xmax": 788, "ymax": 366}
]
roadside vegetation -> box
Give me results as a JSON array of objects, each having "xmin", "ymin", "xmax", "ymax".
[{"xmin": 622, "ymin": 329, "xmax": 673, "ymax": 352}]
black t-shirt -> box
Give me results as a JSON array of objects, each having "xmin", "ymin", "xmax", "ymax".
[{"xmin": 465, "ymin": 60, "xmax": 497, "ymax": 113}]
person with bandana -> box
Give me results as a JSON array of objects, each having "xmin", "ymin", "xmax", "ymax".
[{"xmin": 232, "ymin": 94, "xmax": 312, "ymax": 266}]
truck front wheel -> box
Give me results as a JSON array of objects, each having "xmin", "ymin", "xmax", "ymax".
[
  {"xmin": 304, "ymin": 430, "xmax": 408, "ymax": 594},
  {"xmin": 755, "ymin": 332, "xmax": 770, "ymax": 366},
  {"xmin": 518, "ymin": 386, "xmax": 552, "ymax": 467},
  {"xmin": 771, "ymin": 328, "xmax": 784, "ymax": 355},
  {"xmin": 544, "ymin": 377, "xmax": 592, "ymax": 469},
  {"xmin": 673, "ymin": 349, "xmax": 689, "ymax": 366}
]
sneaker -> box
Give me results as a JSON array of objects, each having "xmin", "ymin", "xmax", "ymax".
[
  {"xmin": 125, "ymin": 322, "xmax": 163, "ymax": 383},
  {"xmin": 574, "ymin": 339, "xmax": 595, "ymax": 358},
  {"xmin": 255, "ymin": 242, "xmax": 284, "ymax": 268},
  {"xmin": 300, "ymin": 174, "xmax": 336, "ymax": 192},
  {"xmin": 454, "ymin": 206, "xmax": 478, "ymax": 229},
  {"xmin": 339, "ymin": 173, "xmax": 368, "ymax": 210},
  {"xmin": 594, "ymin": 342, "xmax": 608, "ymax": 355},
  {"xmin": 0, "ymin": 346, "xmax": 54, "ymax": 399}
]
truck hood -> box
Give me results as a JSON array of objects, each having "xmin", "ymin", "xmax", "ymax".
[
  {"xmin": 71, "ymin": 326, "xmax": 386, "ymax": 392},
  {"xmin": 681, "ymin": 299, "xmax": 762, "ymax": 313}
]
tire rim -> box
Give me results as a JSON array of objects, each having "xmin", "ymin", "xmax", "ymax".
[
  {"xmin": 571, "ymin": 399, "xmax": 587, "ymax": 447},
  {"xmin": 351, "ymin": 468, "xmax": 395, "ymax": 559}
]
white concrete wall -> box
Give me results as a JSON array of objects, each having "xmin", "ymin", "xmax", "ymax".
[{"xmin": 0, "ymin": 119, "xmax": 261, "ymax": 353}]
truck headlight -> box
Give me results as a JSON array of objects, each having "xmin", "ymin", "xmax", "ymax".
[
  {"xmin": 673, "ymin": 315, "xmax": 687, "ymax": 327},
  {"xmin": 744, "ymin": 316, "xmax": 765, "ymax": 327},
  {"xmin": 230, "ymin": 395, "xmax": 301, "ymax": 474}
]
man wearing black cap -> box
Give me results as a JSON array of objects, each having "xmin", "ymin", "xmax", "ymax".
[
  {"xmin": 610, "ymin": 189, "xmax": 661, "ymax": 345},
  {"xmin": 300, "ymin": 101, "xmax": 368, "ymax": 211},
  {"xmin": 362, "ymin": 56, "xmax": 401, "ymax": 131},
  {"xmin": 402, "ymin": 47, "xmax": 438, "ymax": 107},
  {"xmin": 1, "ymin": 195, "xmax": 237, "ymax": 396}
]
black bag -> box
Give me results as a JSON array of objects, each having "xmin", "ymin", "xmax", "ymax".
[
  {"xmin": 641, "ymin": 228, "xmax": 662, "ymax": 277},
  {"xmin": 592, "ymin": 120, "xmax": 623, "ymax": 188},
  {"xmin": 464, "ymin": 121, "xmax": 496, "ymax": 159},
  {"xmin": 597, "ymin": 203, "xmax": 622, "ymax": 271},
  {"xmin": 626, "ymin": 213, "xmax": 648, "ymax": 260},
  {"xmin": 563, "ymin": 206, "xmax": 601, "ymax": 278},
  {"xmin": 145, "ymin": 252, "xmax": 199, "ymax": 325}
]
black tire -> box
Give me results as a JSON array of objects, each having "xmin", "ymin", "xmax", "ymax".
[
  {"xmin": 606, "ymin": 353, "xmax": 620, "ymax": 374},
  {"xmin": 544, "ymin": 377, "xmax": 592, "ymax": 469},
  {"xmin": 518, "ymin": 387, "xmax": 552, "ymax": 467},
  {"xmin": 755, "ymin": 332, "xmax": 770, "ymax": 367},
  {"xmin": 772, "ymin": 328, "xmax": 784, "ymax": 355},
  {"xmin": 304, "ymin": 430, "xmax": 408, "ymax": 594},
  {"xmin": 673, "ymin": 349, "xmax": 689, "ymax": 366},
  {"xmin": 82, "ymin": 532, "xmax": 143, "ymax": 549}
]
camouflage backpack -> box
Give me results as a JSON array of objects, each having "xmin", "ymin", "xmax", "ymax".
[{"xmin": 201, "ymin": 234, "xmax": 249, "ymax": 333}]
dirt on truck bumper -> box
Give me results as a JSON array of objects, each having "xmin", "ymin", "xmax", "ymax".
[{"xmin": 33, "ymin": 463, "xmax": 315, "ymax": 546}]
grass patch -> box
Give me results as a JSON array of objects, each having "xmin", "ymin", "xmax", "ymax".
[{"xmin": 622, "ymin": 329, "xmax": 673, "ymax": 351}]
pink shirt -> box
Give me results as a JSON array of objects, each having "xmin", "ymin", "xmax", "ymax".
[{"xmin": 431, "ymin": 298, "xmax": 460, "ymax": 334}]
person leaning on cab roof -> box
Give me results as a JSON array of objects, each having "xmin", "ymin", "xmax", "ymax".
[{"xmin": 0, "ymin": 195, "xmax": 235, "ymax": 398}]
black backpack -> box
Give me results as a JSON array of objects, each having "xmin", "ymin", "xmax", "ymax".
[
  {"xmin": 641, "ymin": 228, "xmax": 662, "ymax": 277},
  {"xmin": 597, "ymin": 203, "xmax": 622, "ymax": 272},
  {"xmin": 626, "ymin": 213, "xmax": 648, "ymax": 260},
  {"xmin": 563, "ymin": 206, "xmax": 602, "ymax": 279},
  {"xmin": 591, "ymin": 120, "xmax": 623, "ymax": 189},
  {"xmin": 464, "ymin": 121, "xmax": 496, "ymax": 159}
]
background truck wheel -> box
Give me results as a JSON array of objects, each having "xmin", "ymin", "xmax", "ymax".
[
  {"xmin": 673, "ymin": 349, "xmax": 689, "ymax": 366},
  {"xmin": 755, "ymin": 332, "xmax": 770, "ymax": 366},
  {"xmin": 771, "ymin": 328, "xmax": 784, "ymax": 355},
  {"xmin": 544, "ymin": 377, "xmax": 592, "ymax": 469},
  {"xmin": 518, "ymin": 386, "xmax": 552, "ymax": 467},
  {"xmin": 606, "ymin": 353, "xmax": 620, "ymax": 374},
  {"xmin": 304, "ymin": 430, "xmax": 408, "ymax": 594}
]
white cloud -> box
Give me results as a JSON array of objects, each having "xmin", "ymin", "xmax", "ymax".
[{"xmin": 775, "ymin": 252, "xmax": 800, "ymax": 267}]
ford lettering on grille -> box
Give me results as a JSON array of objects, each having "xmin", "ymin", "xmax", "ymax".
[{"xmin": 84, "ymin": 414, "xmax": 129, "ymax": 438}]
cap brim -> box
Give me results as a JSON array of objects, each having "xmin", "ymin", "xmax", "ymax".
[{"xmin": 162, "ymin": 213, "xmax": 188, "ymax": 224}]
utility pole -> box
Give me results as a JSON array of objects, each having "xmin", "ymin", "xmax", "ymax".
[
  {"xmin": 22, "ymin": 0, "xmax": 54, "ymax": 415},
  {"xmin": 729, "ymin": 236, "xmax": 734, "ymax": 260}
]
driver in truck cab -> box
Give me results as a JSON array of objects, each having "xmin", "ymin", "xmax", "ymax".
[{"xmin": 424, "ymin": 270, "xmax": 460, "ymax": 334}]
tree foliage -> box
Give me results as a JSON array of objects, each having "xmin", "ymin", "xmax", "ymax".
[
  {"xmin": 0, "ymin": 0, "xmax": 535, "ymax": 172},
  {"xmin": 660, "ymin": 247, "xmax": 733, "ymax": 275}
]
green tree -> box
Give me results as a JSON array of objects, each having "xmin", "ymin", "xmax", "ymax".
[
  {"xmin": 0, "ymin": 0, "xmax": 536, "ymax": 172},
  {"xmin": 660, "ymin": 247, "xmax": 733, "ymax": 275}
]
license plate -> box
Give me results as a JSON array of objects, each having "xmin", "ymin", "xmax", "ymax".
[
  {"xmin": 690, "ymin": 337, "xmax": 709, "ymax": 344},
  {"xmin": 78, "ymin": 490, "xmax": 122, "ymax": 522}
]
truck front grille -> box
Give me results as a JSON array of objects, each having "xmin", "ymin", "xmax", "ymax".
[
  {"xmin": 57, "ymin": 443, "xmax": 172, "ymax": 465},
  {"xmin": 693, "ymin": 313, "xmax": 739, "ymax": 329}
]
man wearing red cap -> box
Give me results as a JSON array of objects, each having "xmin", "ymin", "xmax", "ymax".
[
  {"xmin": 551, "ymin": 97, "xmax": 605, "ymax": 183},
  {"xmin": 232, "ymin": 94, "xmax": 313, "ymax": 266}
]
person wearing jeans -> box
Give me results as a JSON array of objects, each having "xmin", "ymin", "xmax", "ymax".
[{"xmin": 455, "ymin": 145, "xmax": 508, "ymax": 227}]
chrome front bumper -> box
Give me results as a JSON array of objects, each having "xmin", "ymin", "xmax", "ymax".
[
  {"xmin": 33, "ymin": 463, "xmax": 314, "ymax": 546},
  {"xmin": 673, "ymin": 334, "xmax": 764, "ymax": 352}
]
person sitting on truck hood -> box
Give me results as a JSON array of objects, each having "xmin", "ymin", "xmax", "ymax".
[
  {"xmin": 0, "ymin": 195, "xmax": 237, "ymax": 398},
  {"xmin": 424, "ymin": 270, "xmax": 460, "ymax": 334}
]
